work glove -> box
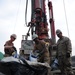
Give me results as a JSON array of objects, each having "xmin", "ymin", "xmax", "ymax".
[{"xmin": 66, "ymin": 53, "xmax": 70, "ymax": 58}]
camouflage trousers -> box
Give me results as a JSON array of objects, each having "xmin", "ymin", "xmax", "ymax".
[{"xmin": 58, "ymin": 56, "xmax": 74, "ymax": 75}]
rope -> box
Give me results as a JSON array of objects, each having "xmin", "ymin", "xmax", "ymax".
[
  {"xmin": 25, "ymin": 0, "xmax": 28, "ymax": 27},
  {"xmin": 13, "ymin": 0, "xmax": 21, "ymax": 33},
  {"xmin": 63, "ymin": 0, "xmax": 70, "ymax": 37}
]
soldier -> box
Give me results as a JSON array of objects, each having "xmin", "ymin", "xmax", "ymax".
[
  {"xmin": 56, "ymin": 29, "xmax": 74, "ymax": 75},
  {"xmin": 32, "ymin": 34, "xmax": 51, "ymax": 75},
  {"xmin": 32, "ymin": 34, "xmax": 50, "ymax": 64},
  {"xmin": 4, "ymin": 34, "xmax": 17, "ymax": 57}
]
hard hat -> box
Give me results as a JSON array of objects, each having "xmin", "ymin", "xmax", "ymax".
[
  {"xmin": 32, "ymin": 34, "xmax": 38, "ymax": 40},
  {"xmin": 11, "ymin": 34, "xmax": 17, "ymax": 39},
  {"xmin": 56, "ymin": 29, "xmax": 62, "ymax": 35}
]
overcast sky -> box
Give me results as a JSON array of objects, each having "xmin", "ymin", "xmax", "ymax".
[{"xmin": 0, "ymin": 0, "xmax": 75, "ymax": 56}]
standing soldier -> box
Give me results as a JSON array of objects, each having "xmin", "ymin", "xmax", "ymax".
[{"xmin": 56, "ymin": 29, "xmax": 74, "ymax": 75}]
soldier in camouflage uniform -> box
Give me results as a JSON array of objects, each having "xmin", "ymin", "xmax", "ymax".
[
  {"xmin": 32, "ymin": 34, "xmax": 50, "ymax": 64},
  {"xmin": 4, "ymin": 34, "xmax": 17, "ymax": 57},
  {"xmin": 56, "ymin": 29, "xmax": 74, "ymax": 75},
  {"xmin": 32, "ymin": 34, "xmax": 51, "ymax": 75}
]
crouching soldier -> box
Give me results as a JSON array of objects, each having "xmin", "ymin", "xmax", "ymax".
[
  {"xmin": 4, "ymin": 34, "xmax": 17, "ymax": 57},
  {"xmin": 32, "ymin": 34, "xmax": 51, "ymax": 75}
]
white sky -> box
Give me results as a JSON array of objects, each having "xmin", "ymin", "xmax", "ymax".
[{"xmin": 0, "ymin": 0, "xmax": 75, "ymax": 56}]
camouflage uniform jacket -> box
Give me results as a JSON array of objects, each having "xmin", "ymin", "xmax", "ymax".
[
  {"xmin": 33, "ymin": 41, "xmax": 50, "ymax": 64},
  {"xmin": 57, "ymin": 36, "xmax": 72, "ymax": 57}
]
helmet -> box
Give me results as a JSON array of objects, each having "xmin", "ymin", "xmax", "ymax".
[
  {"xmin": 56, "ymin": 29, "xmax": 62, "ymax": 35},
  {"xmin": 32, "ymin": 34, "xmax": 38, "ymax": 40},
  {"xmin": 11, "ymin": 34, "xmax": 17, "ymax": 39}
]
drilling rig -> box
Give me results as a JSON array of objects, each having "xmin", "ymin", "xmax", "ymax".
[{"xmin": 20, "ymin": 0, "xmax": 57, "ymax": 65}]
